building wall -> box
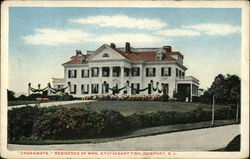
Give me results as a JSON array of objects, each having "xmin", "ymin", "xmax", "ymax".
[
  {"xmin": 62, "ymin": 62, "xmax": 185, "ymax": 98},
  {"xmin": 53, "ymin": 45, "xmax": 193, "ymax": 98}
]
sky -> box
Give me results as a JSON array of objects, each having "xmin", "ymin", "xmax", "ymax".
[{"xmin": 9, "ymin": 7, "xmax": 242, "ymax": 95}]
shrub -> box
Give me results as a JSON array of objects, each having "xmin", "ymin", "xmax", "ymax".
[
  {"xmin": 8, "ymin": 105, "xmax": 237, "ymax": 142},
  {"xmin": 192, "ymin": 96, "xmax": 200, "ymax": 103},
  {"xmin": 27, "ymin": 93, "xmax": 43, "ymax": 100},
  {"xmin": 17, "ymin": 94, "xmax": 27, "ymax": 101},
  {"xmin": 161, "ymin": 94, "xmax": 169, "ymax": 102},
  {"xmin": 99, "ymin": 110, "xmax": 127, "ymax": 136},
  {"xmin": 225, "ymin": 134, "xmax": 240, "ymax": 151},
  {"xmin": 32, "ymin": 107, "xmax": 102, "ymax": 139},
  {"xmin": 8, "ymin": 106, "xmax": 42, "ymax": 141}
]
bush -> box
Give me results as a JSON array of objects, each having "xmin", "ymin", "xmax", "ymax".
[
  {"xmin": 32, "ymin": 107, "xmax": 102, "ymax": 139},
  {"xmin": 8, "ymin": 105, "xmax": 237, "ymax": 142},
  {"xmin": 17, "ymin": 94, "xmax": 27, "ymax": 101},
  {"xmin": 161, "ymin": 94, "xmax": 169, "ymax": 102},
  {"xmin": 192, "ymin": 96, "xmax": 200, "ymax": 103},
  {"xmin": 225, "ymin": 134, "xmax": 240, "ymax": 151},
  {"xmin": 27, "ymin": 94, "xmax": 43, "ymax": 100},
  {"xmin": 99, "ymin": 110, "xmax": 127, "ymax": 136},
  {"xmin": 8, "ymin": 106, "xmax": 42, "ymax": 141}
]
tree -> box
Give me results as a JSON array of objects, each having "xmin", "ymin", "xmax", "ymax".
[
  {"xmin": 205, "ymin": 74, "xmax": 241, "ymax": 125},
  {"xmin": 7, "ymin": 89, "xmax": 16, "ymax": 101}
]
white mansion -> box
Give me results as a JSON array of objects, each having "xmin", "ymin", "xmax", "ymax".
[{"xmin": 52, "ymin": 42, "xmax": 199, "ymax": 101}]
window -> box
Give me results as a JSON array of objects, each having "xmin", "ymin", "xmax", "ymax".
[
  {"xmin": 91, "ymin": 68, "xmax": 99, "ymax": 77},
  {"xmin": 176, "ymin": 68, "xmax": 179, "ymax": 77},
  {"xmin": 102, "ymin": 67, "xmax": 110, "ymax": 77},
  {"xmin": 124, "ymin": 68, "xmax": 130, "ymax": 77},
  {"xmin": 81, "ymin": 84, "xmax": 89, "ymax": 94},
  {"xmin": 146, "ymin": 68, "xmax": 156, "ymax": 77},
  {"xmin": 68, "ymin": 70, "xmax": 77, "ymax": 78},
  {"xmin": 113, "ymin": 67, "xmax": 121, "ymax": 77},
  {"xmin": 131, "ymin": 83, "xmax": 140, "ymax": 94},
  {"xmin": 102, "ymin": 53, "xmax": 109, "ymax": 57},
  {"xmin": 162, "ymin": 83, "xmax": 169, "ymax": 94},
  {"xmin": 132, "ymin": 67, "xmax": 140, "ymax": 76},
  {"xmin": 70, "ymin": 84, "xmax": 77, "ymax": 94},
  {"xmin": 161, "ymin": 67, "xmax": 171, "ymax": 76},
  {"xmin": 81, "ymin": 69, "xmax": 89, "ymax": 78},
  {"xmin": 91, "ymin": 84, "xmax": 99, "ymax": 94},
  {"xmin": 179, "ymin": 70, "xmax": 182, "ymax": 78},
  {"xmin": 182, "ymin": 72, "xmax": 185, "ymax": 77},
  {"xmin": 156, "ymin": 53, "xmax": 163, "ymax": 60}
]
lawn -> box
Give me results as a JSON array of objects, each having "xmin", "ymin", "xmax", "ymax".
[{"xmin": 62, "ymin": 101, "xmax": 229, "ymax": 116}]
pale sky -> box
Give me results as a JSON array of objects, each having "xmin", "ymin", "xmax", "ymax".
[{"xmin": 9, "ymin": 7, "xmax": 241, "ymax": 95}]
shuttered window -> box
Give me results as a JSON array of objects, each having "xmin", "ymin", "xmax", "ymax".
[
  {"xmin": 146, "ymin": 68, "xmax": 156, "ymax": 77},
  {"xmin": 161, "ymin": 67, "xmax": 171, "ymax": 76},
  {"xmin": 68, "ymin": 70, "xmax": 77, "ymax": 78},
  {"xmin": 91, "ymin": 84, "xmax": 99, "ymax": 94},
  {"xmin": 81, "ymin": 84, "xmax": 89, "ymax": 94},
  {"xmin": 132, "ymin": 67, "xmax": 140, "ymax": 76}
]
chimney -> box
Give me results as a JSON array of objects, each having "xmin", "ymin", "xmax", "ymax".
[
  {"xmin": 76, "ymin": 50, "xmax": 82, "ymax": 55},
  {"xmin": 125, "ymin": 42, "xmax": 131, "ymax": 53},
  {"xmin": 163, "ymin": 46, "xmax": 172, "ymax": 52},
  {"xmin": 110, "ymin": 43, "xmax": 116, "ymax": 49}
]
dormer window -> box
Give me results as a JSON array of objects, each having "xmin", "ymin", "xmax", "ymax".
[
  {"xmin": 156, "ymin": 50, "xmax": 163, "ymax": 60},
  {"xmin": 102, "ymin": 53, "xmax": 109, "ymax": 58},
  {"xmin": 78, "ymin": 55, "xmax": 85, "ymax": 63}
]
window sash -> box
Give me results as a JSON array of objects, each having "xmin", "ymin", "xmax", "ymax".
[
  {"xmin": 91, "ymin": 84, "xmax": 99, "ymax": 94},
  {"xmin": 162, "ymin": 67, "xmax": 171, "ymax": 76},
  {"xmin": 70, "ymin": 84, "xmax": 77, "ymax": 94},
  {"xmin": 132, "ymin": 67, "xmax": 140, "ymax": 76},
  {"xmin": 68, "ymin": 70, "xmax": 77, "ymax": 78},
  {"xmin": 146, "ymin": 68, "xmax": 155, "ymax": 77},
  {"xmin": 81, "ymin": 84, "xmax": 89, "ymax": 94},
  {"xmin": 92, "ymin": 68, "xmax": 99, "ymax": 77},
  {"xmin": 82, "ymin": 70, "xmax": 89, "ymax": 78}
]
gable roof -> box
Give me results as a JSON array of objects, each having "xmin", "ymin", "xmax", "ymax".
[{"xmin": 63, "ymin": 44, "xmax": 183, "ymax": 65}]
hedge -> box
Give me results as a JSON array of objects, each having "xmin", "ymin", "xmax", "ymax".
[{"xmin": 8, "ymin": 105, "xmax": 239, "ymax": 142}]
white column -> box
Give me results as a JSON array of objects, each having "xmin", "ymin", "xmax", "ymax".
[
  {"xmin": 140, "ymin": 65, "xmax": 143, "ymax": 90},
  {"xmin": 89, "ymin": 67, "xmax": 92, "ymax": 95},
  {"xmin": 120, "ymin": 66, "xmax": 124, "ymax": 95},
  {"xmin": 28, "ymin": 83, "xmax": 31, "ymax": 96},
  {"xmin": 109, "ymin": 67, "xmax": 113, "ymax": 94},
  {"xmin": 68, "ymin": 82, "xmax": 71, "ymax": 94},
  {"xmin": 99, "ymin": 67, "xmax": 102, "ymax": 94},
  {"xmin": 190, "ymin": 83, "xmax": 193, "ymax": 102},
  {"xmin": 47, "ymin": 83, "xmax": 50, "ymax": 96}
]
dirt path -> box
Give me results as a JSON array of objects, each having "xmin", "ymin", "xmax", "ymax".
[{"xmin": 8, "ymin": 124, "xmax": 240, "ymax": 151}]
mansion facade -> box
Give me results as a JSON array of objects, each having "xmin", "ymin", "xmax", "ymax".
[{"xmin": 52, "ymin": 42, "xmax": 199, "ymax": 101}]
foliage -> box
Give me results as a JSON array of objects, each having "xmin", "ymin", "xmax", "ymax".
[
  {"xmin": 17, "ymin": 94, "xmax": 27, "ymax": 101},
  {"xmin": 99, "ymin": 110, "xmax": 127, "ymax": 136},
  {"xmin": 161, "ymin": 94, "xmax": 169, "ymax": 102},
  {"xmin": 8, "ymin": 106, "xmax": 42, "ymax": 141},
  {"xmin": 32, "ymin": 107, "xmax": 102, "ymax": 140},
  {"xmin": 8, "ymin": 105, "xmax": 238, "ymax": 142},
  {"xmin": 7, "ymin": 89, "xmax": 16, "ymax": 101},
  {"xmin": 200, "ymin": 74, "xmax": 241, "ymax": 105},
  {"xmin": 225, "ymin": 134, "xmax": 240, "ymax": 151}
]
